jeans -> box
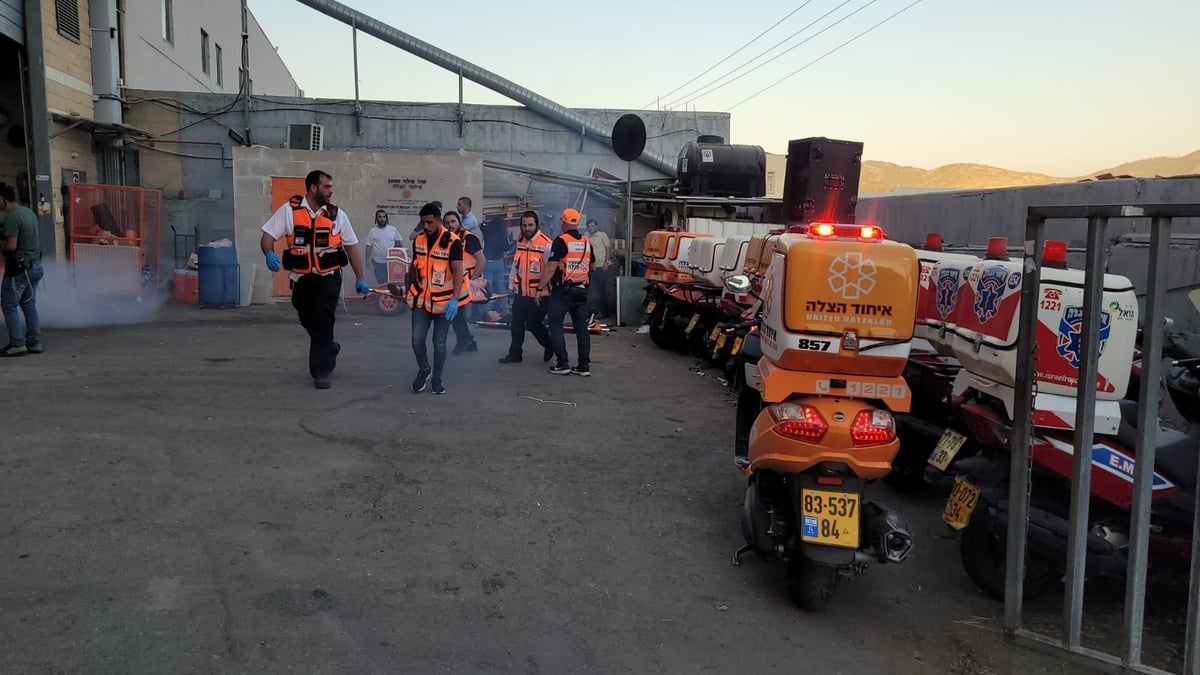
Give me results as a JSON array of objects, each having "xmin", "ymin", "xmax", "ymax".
[
  {"xmin": 2, "ymin": 259, "xmax": 43, "ymax": 347},
  {"xmin": 588, "ymin": 266, "xmax": 609, "ymax": 315},
  {"xmin": 290, "ymin": 270, "xmax": 342, "ymax": 379},
  {"xmin": 411, "ymin": 307, "xmax": 450, "ymax": 383},
  {"xmin": 372, "ymin": 261, "xmax": 388, "ymax": 285},
  {"xmin": 506, "ymin": 295, "xmax": 551, "ymax": 359},
  {"xmin": 484, "ymin": 259, "xmax": 507, "ymax": 299},
  {"xmin": 547, "ymin": 285, "xmax": 590, "ymax": 369}
]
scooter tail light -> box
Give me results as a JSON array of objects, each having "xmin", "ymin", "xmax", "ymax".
[
  {"xmin": 769, "ymin": 403, "xmax": 828, "ymax": 443},
  {"xmin": 850, "ymin": 409, "xmax": 896, "ymax": 446}
]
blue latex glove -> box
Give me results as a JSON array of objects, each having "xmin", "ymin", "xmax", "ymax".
[
  {"xmin": 264, "ymin": 251, "xmax": 281, "ymax": 272},
  {"xmin": 355, "ymin": 279, "xmax": 370, "ymax": 296},
  {"xmin": 445, "ymin": 297, "xmax": 459, "ymax": 322}
]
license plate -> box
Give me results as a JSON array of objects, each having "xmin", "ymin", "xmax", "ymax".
[
  {"xmin": 927, "ymin": 428, "xmax": 968, "ymax": 471},
  {"xmin": 716, "ymin": 332, "xmax": 729, "ymax": 350},
  {"xmin": 645, "ymin": 300, "xmax": 657, "ymax": 314},
  {"xmin": 942, "ymin": 476, "xmax": 981, "ymax": 531},
  {"xmin": 708, "ymin": 325, "xmax": 722, "ymax": 342},
  {"xmin": 685, "ymin": 313, "xmax": 700, "ymax": 334},
  {"xmin": 800, "ymin": 489, "xmax": 860, "ymax": 548},
  {"xmin": 730, "ymin": 336, "xmax": 743, "ymax": 355}
]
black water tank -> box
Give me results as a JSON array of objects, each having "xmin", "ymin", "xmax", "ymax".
[{"xmin": 677, "ymin": 138, "xmax": 766, "ymax": 198}]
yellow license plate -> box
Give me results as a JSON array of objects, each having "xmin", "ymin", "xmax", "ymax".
[
  {"xmin": 709, "ymin": 325, "xmax": 722, "ymax": 342},
  {"xmin": 716, "ymin": 332, "xmax": 729, "ymax": 350},
  {"xmin": 685, "ymin": 313, "xmax": 700, "ymax": 333},
  {"xmin": 800, "ymin": 489, "xmax": 860, "ymax": 548},
  {"xmin": 731, "ymin": 336, "xmax": 743, "ymax": 355},
  {"xmin": 645, "ymin": 300, "xmax": 657, "ymax": 314},
  {"xmin": 942, "ymin": 476, "xmax": 981, "ymax": 531},
  {"xmin": 927, "ymin": 428, "xmax": 968, "ymax": 471}
]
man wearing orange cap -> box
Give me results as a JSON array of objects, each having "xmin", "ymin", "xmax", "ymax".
[{"xmin": 540, "ymin": 208, "xmax": 593, "ymax": 376}]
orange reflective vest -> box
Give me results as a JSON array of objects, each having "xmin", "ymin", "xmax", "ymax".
[
  {"xmin": 512, "ymin": 230, "xmax": 553, "ymax": 299},
  {"xmin": 557, "ymin": 232, "xmax": 592, "ymax": 286},
  {"xmin": 407, "ymin": 226, "xmax": 461, "ymax": 314},
  {"xmin": 282, "ymin": 196, "xmax": 349, "ymax": 274},
  {"xmin": 458, "ymin": 229, "xmax": 481, "ymax": 305}
]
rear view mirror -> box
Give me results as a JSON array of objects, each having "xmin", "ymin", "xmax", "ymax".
[{"xmin": 725, "ymin": 274, "xmax": 752, "ymax": 294}]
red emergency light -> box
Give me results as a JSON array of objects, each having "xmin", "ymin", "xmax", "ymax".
[
  {"xmin": 985, "ymin": 237, "xmax": 1009, "ymax": 260},
  {"xmin": 923, "ymin": 232, "xmax": 944, "ymax": 251},
  {"xmin": 1043, "ymin": 240, "xmax": 1069, "ymax": 268},
  {"xmin": 806, "ymin": 223, "xmax": 885, "ymax": 241}
]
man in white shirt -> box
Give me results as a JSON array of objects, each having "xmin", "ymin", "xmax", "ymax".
[
  {"xmin": 365, "ymin": 210, "xmax": 402, "ymax": 284},
  {"xmin": 260, "ymin": 169, "xmax": 369, "ymax": 389},
  {"xmin": 457, "ymin": 196, "xmax": 480, "ymax": 243},
  {"xmin": 586, "ymin": 218, "xmax": 612, "ymax": 318}
]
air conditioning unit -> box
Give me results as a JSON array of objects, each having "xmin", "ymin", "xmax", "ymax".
[{"xmin": 287, "ymin": 123, "xmax": 324, "ymax": 151}]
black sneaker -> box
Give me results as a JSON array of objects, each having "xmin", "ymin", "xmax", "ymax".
[
  {"xmin": 453, "ymin": 341, "xmax": 478, "ymax": 354},
  {"xmin": 412, "ymin": 368, "xmax": 431, "ymax": 392},
  {"xmin": 24, "ymin": 343, "xmax": 42, "ymax": 354},
  {"xmin": 313, "ymin": 377, "xmax": 332, "ymax": 389},
  {"xmin": 431, "ymin": 381, "xmax": 446, "ymax": 395},
  {"xmin": 570, "ymin": 366, "xmax": 591, "ymax": 377},
  {"xmin": 498, "ymin": 354, "xmax": 522, "ymax": 363},
  {"xmin": 548, "ymin": 364, "xmax": 571, "ymax": 375}
]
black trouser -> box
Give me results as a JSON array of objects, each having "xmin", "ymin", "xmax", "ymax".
[
  {"xmin": 547, "ymin": 285, "xmax": 590, "ymax": 369},
  {"xmin": 588, "ymin": 267, "xmax": 609, "ymax": 315},
  {"xmin": 291, "ymin": 270, "xmax": 341, "ymax": 379},
  {"xmin": 507, "ymin": 295, "xmax": 551, "ymax": 359},
  {"xmin": 452, "ymin": 303, "xmax": 475, "ymax": 346}
]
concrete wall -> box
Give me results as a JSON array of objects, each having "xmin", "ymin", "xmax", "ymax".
[
  {"xmin": 233, "ymin": 146, "xmax": 482, "ymax": 303},
  {"xmin": 121, "ymin": 0, "xmax": 301, "ymax": 96},
  {"xmin": 858, "ymin": 177, "xmax": 1200, "ymax": 338},
  {"xmin": 124, "ymin": 91, "xmax": 728, "ymax": 280}
]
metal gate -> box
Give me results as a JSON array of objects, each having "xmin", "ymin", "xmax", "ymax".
[
  {"xmin": 1005, "ymin": 203, "xmax": 1200, "ymax": 674},
  {"xmin": 67, "ymin": 183, "xmax": 163, "ymax": 299}
]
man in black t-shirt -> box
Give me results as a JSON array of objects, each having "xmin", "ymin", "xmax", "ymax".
[{"xmin": 480, "ymin": 215, "xmax": 511, "ymax": 298}]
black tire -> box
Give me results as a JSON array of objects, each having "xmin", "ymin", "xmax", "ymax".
[
  {"xmin": 648, "ymin": 303, "xmax": 671, "ymax": 349},
  {"xmin": 960, "ymin": 499, "xmax": 1059, "ymax": 600},
  {"xmin": 788, "ymin": 557, "xmax": 839, "ymax": 611},
  {"xmin": 882, "ymin": 467, "xmax": 927, "ymax": 493}
]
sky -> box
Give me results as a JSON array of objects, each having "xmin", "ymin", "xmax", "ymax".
[{"xmin": 246, "ymin": 0, "xmax": 1198, "ymax": 177}]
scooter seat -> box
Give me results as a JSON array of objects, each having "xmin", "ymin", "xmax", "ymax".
[{"xmin": 1116, "ymin": 400, "xmax": 1198, "ymax": 492}]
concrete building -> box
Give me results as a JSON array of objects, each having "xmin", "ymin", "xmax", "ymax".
[
  {"xmin": 0, "ymin": 0, "xmax": 297, "ymax": 261},
  {"xmin": 121, "ymin": 0, "xmax": 301, "ymax": 97}
]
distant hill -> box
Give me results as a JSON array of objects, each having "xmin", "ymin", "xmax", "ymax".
[{"xmin": 860, "ymin": 148, "xmax": 1200, "ymax": 193}]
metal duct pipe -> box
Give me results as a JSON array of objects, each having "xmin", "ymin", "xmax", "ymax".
[
  {"xmin": 89, "ymin": 0, "xmax": 121, "ymax": 125},
  {"xmin": 292, "ymin": 0, "xmax": 676, "ymax": 176}
]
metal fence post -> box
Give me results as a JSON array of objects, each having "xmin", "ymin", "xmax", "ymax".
[
  {"xmin": 1123, "ymin": 215, "xmax": 1169, "ymax": 665},
  {"xmin": 1064, "ymin": 216, "xmax": 1108, "ymax": 649},
  {"xmin": 1005, "ymin": 216, "xmax": 1045, "ymax": 631}
]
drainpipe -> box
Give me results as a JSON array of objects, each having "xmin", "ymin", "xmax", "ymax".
[
  {"xmin": 22, "ymin": 0, "xmax": 57, "ymax": 258},
  {"xmin": 240, "ymin": 0, "xmax": 251, "ymax": 145},
  {"xmin": 89, "ymin": 0, "xmax": 121, "ymax": 125},
  {"xmin": 292, "ymin": 0, "xmax": 677, "ymax": 177}
]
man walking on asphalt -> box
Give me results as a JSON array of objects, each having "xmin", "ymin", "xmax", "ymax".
[
  {"xmin": 0, "ymin": 182, "xmax": 44, "ymax": 356},
  {"xmin": 540, "ymin": 208, "xmax": 593, "ymax": 376},
  {"xmin": 406, "ymin": 202, "xmax": 465, "ymax": 395},
  {"xmin": 499, "ymin": 210, "xmax": 554, "ymax": 364},
  {"xmin": 260, "ymin": 169, "xmax": 369, "ymax": 389}
]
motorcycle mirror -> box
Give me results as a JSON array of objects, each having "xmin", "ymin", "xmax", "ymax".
[{"xmin": 725, "ymin": 274, "xmax": 752, "ymax": 295}]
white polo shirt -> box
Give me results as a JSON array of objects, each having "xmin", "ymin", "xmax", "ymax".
[{"xmin": 261, "ymin": 197, "xmax": 359, "ymax": 278}]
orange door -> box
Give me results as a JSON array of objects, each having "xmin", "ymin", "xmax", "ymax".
[{"xmin": 269, "ymin": 177, "xmax": 307, "ymax": 297}]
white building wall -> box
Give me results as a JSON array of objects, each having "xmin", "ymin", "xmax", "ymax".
[{"xmin": 120, "ymin": 0, "xmax": 301, "ymax": 96}]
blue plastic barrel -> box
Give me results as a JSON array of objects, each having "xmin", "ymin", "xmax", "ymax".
[{"xmin": 197, "ymin": 244, "xmax": 239, "ymax": 307}]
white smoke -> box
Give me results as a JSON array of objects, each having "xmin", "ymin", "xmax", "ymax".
[{"xmin": 9, "ymin": 257, "xmax": 169, "ymax": 329}]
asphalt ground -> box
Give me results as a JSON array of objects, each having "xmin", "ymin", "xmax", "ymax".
[{"xmin": 1, "ymin": 299, "xmax": 1182, "ymax": 673}]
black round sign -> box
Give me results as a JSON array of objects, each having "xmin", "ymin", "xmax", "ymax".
[{"xmin": 611, "ymin": 113, "xmax": 647, "ymax": 162}]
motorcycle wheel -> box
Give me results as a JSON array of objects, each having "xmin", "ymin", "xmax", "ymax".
[
  {"xmin": 648, "ymin": 303, "xmax": 671, "ymax": 349},
  {"xmin": 788, "ymin": 557, "xmax": 839, "ymax": 611},
  {"xmin": 960, "ymin": 499, "xmax": 1059, "ymax": 600},
  {"xmin": 375, "ymin": 292, "xmax": 404, "ymax": 317}
]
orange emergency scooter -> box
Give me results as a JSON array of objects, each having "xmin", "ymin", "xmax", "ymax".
[{"xmin": 729, "ymin": 222, "xmax": 919, "ymax": 611}]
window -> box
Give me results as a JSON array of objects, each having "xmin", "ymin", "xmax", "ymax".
[
  {"xmin": 200, "ymin": 30, "xmax": 210, "ymax": 75},
  {"xmin": 215, "ymin": 45, "xmax": 223, "ymax": 86},
  {"xmin": 161, "ymin": 0, "xmax": 174, "ymax": 43},
  {"xmin": 55, "ymin": 0, "xmax": 80, "ymax": 42}
]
